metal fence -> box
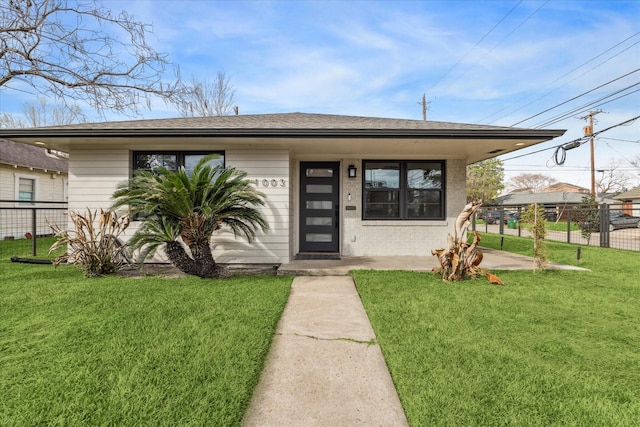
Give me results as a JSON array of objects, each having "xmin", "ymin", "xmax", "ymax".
[
  {"xmin": 473, "ymin": 203, "xmax": 640, "ymax": 252},
  {"xmin": 0, "ymin": 200, "xmax": 68, "ymax": 258}
]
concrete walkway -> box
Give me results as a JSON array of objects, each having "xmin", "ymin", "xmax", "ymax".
[
  {"xmin": 243, "ymin": 251, "xmax": 587, "ymax": 426},
  {"xmin": 242, "ymin": 276, "xmax": 409, "ymax": 427},
  {"xmin": 277, "ymin": 248, "xmax": 588, "ymax": 276}
]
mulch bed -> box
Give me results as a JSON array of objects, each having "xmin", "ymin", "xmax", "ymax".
[{"xmin": 117, "ymin": 263, "xmax": 279, "ymax": 278}]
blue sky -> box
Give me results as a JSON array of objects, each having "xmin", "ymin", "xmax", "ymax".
[{"xmin": 2, "ymin": 0, "xmax": 639, "ymax": 189}]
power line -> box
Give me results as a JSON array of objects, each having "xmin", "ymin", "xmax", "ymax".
[
  {"xmin": 600, "ymin": 137, "xmax": 640, "ymax": 143},
  {"xmin": 500, "ymin": 115, "xmax": 640, "ymax": 162},
  {"xmin": 532, "ymin": 85, "xmax": 640, "ymax": 129},
  {"xmin": 438, "ymin": 1, "xmax": 549, "ymax": 96},
  {"xmin": 511, "ymin": 68, "xmax": 640, "ymax": 127},
  {"xmin": 428, "ymin": 1, "xmax": 523, "ymax": 93},
  {"xmin": 480, "ymin": 34, "xmax": 640, "ymax": 124}
]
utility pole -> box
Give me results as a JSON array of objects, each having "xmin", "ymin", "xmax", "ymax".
[
  {"xmin": 418, "ymin": 94, "xmax": 430, "ymax": 121},
  {"xmin": 581, "ymin": 110, "xmax": 602, "ymax": 196}
]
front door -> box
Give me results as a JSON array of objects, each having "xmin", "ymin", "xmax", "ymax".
[{"xmin": 299, "ymin": 162, "xmax": 340, "ymax": 253}]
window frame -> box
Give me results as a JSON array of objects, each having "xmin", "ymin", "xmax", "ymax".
[
  {"xmin": 14, "ymin": 174, "xmax": 38, "ymax": 205},
  {"xmin": 131, "ymin": 151, "xmax": 225, "ymax": 177},
  {"xmin": 130, "ymin": 151, "xmax": 225, "ymax": 221},
  {"xmin": 362, "ymin": 160, "xmax": 446, "ymax": 221}
]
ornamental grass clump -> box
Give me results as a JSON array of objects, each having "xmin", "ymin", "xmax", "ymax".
[{"xmin": 49, "ymin": 209, "xmax": 130, "ymax": 277}]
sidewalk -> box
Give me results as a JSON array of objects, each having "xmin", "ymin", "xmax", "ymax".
[
  {"xmin": 277, "ymin": 248, "xmax": 588, "ymax": 276},
  {"xmin": 242, "ymin": 276, "xmax": 409, "ymax": 427}
]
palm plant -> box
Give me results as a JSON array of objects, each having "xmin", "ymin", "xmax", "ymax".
[{"xmin": 111, "ymin": 155, "xmax": 268, "ymax": 278}]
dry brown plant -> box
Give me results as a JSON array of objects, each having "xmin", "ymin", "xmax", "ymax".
[
  {"xmin": 49, "ymin": 209, "xmax": 130, "ymax": 277},
  {"xmin": 431, "ymin": 201, "xmax": 503, "ymax": 285}
]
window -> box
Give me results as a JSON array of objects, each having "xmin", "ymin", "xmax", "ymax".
[
  {"xmin": 130, "ymin": 151, "xmax": 225, "ymax": 220},
  {"xmin": 133, "ymin": 151, "xmax": 225, "ymax": 175},
  {"xmin": 16, "ymin": 176, "xmax": 36, "ymax": 203},
  {"xmin": 363, "ymin": 160, "xmax": 445, "ymax": 220}
]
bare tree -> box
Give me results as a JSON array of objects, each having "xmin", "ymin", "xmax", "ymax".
[
  {"xmin": 172, "ymin": 72, "xmax": 237, "ymax": 117},
  {"xmin": 0, "ymin": 0, "xmax": 180, "ymax": 115},
  {"xmin": 506, "ymin": 173, "xmax": 557, "ymax": 193},
  {"xmin": 596, "ymin": 161, "xmax": 634, "ymax": 195},
  {"xmin": 0, "ymin": 97, "xmax": 86, "ymax": 128},
  {"xmin": 630, "ymin": 155, "xmax": 640, "ymax": 178}
]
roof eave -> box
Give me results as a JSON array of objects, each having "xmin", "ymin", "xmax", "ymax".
[{"xmin": 0, "ymin": 127, "xmax": 566, "ymax": 140}]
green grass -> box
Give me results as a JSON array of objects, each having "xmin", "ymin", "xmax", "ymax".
[
  {"xmin": 353, "ymin": 240, "xmax": 640, "ymax": 426},
  {"xmin": 0, "ymin": 260, "xmax": 292, "ymax": 426},
  {"xmin": 0, "ymin": 236, "xmax": 63, "ymax": 260},
  {"xmin": 474, "ymin": 220, "xmax": 580, "ymax": 231},
  {"xmin": 478, "ymin": 232, "xmax": 615, "ymax": 268}
]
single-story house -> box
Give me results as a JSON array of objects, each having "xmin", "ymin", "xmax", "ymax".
[
  {"xmin": 0, "ymin": 139, "xmax": 68, "ymax": 239},
  {"xmin": 615, "ymin": 185, "xmax": 640, "ymax": 214},
  {"xmin": 543, "ymin": 182, "xmax": 589, "ymax": 194},
  {"xmin": 490, "ymin": 190, "xmax": 616, "ymax": 221},
  {"xmin": 0, "ymin": 113, "xmax": 564, "ymax": 264}
]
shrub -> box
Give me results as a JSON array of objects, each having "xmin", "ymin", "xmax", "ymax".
[{"xmin": 49, "ymin": 209, "xmax": 130, "ymax": 277}]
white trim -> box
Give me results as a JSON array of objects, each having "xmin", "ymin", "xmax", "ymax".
[
  {"xmin": 14, "ymin": 173, "xmax": 39, "ymax": 205},
  {"xmin": 63, "ymin": 178, "xmax": 69, "ymax": 202}
]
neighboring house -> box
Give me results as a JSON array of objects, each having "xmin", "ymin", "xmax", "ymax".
[
  {"xmin": 0, "ymin": 113, "xmax": 564, "ymax": 263},
  {"xmin": 0, "ymin": 139, "xmax": 69, "ymax": 239},
  {"xmin": 492, "ymin": 190, "xmax": 616, "ymax": 221},
  {"xmin": 543, "ymin": 182, "xmax": 589, "ymax": 194},
  {"xmin": 615, "ymin": 185, "xmax": 640, "ymax": 214}
]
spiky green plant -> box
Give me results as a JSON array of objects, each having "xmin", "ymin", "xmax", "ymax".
[
  {"xmin": 49, "ymin": 209, "xmax": 130, "ymax": 277},
  {"xmin": 111, "ymin": 154, "xmax": 268, "ymax": 278}
]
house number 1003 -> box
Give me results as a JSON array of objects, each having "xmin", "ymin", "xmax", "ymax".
[{"xmin": 255, "ymin": 179, "xmax": 286, "ymax": 188}]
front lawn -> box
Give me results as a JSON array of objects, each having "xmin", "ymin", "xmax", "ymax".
[
  {"xmin": 0, "ymin": 260, "xmax": 292, "ymax": 426},
  {"xmin": 354, "ymin": 239, "xmax": 639, "ymax": 426}
]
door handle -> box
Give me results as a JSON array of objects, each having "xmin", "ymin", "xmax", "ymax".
[{"xmin": 335, "ymin": 204, "xmax": 339, "ymax": 228}]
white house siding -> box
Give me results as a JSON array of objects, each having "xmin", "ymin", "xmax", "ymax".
[
  {"xmin": 211, "ymin": 149, "xmax": 290, "ymax": 264},
  {"xmin": 68, "ymin": 149, "xmax": 129, "ymax": 213},
  {"xmin": 0, "ymin": 164, "xmax": 67, "ymax": 239},
  {"xmin": 340, "ymin": 158, "xmax": 467, "ymax": 257},
  {"xmin": 68, "ymin": 147, "xmax": 290, "ymax": 265}
]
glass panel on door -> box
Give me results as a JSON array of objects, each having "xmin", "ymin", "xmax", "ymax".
[{"xmin": 299, "ymin": 162, "xmax": 340, "ymax": 253}]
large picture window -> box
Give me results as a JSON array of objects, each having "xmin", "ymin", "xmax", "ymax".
[
  {"xmin": 133, "ymin": 151, "xmax": 224, "ymax": 175},
  {"xmin": 363, "ymin": 160, "xmax": 445, "ymax": 220}
]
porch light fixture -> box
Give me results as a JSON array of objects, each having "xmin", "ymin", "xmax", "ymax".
[{"xmin": 348, "ymin": 164, "xmax": 357, "ymax": 178}]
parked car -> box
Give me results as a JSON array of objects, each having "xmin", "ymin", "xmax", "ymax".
[
  {"xmin": 609, "ymin": 212, "xmax": 640, "ymax": 230},
  {"xmin": 481, "ymin": 210, "xmax": 520, "ymax": 225},
  {"xmin": 579, "ymin": 212, "xmax": 640, "ymax": 232},
  {"xmin": 483, "ymin": 211, "xmax": 499, "ymax": 224}
]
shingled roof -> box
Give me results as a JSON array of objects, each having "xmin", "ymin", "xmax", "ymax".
[
  {"xmin": 0, "ymin": 112, "xmax": 563, "ymax": 138},
  {"xmin": 21, "ymin": 113, "xmax": 514, "ymax": 131},
  {"xmin": 615, "ymin": 185, "xmax": 640, "ymax": 201},
  {"xmin": 0, "ymin": 113, "xmax": 566, "ymax": 164},
  {"xmin": 0, "ymin": 139, "xmax": 68, "ymax": 173}
]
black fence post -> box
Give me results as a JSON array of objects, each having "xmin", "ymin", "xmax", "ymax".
[
  {"xmin": 31, "ymin": 207, "xmax": 37, "ymax": 256},
  {"xmin": 600, "ymin": 203, "xmax": 610, "ymax": 248},
  {"xmin": 566, "ymin": 209, "xmax": 572, "ymax": 244}
]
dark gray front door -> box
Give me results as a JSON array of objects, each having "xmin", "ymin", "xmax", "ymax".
[{"xmin": 299, "ymin": 162, "xmax": 340, "ymax": 253}]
